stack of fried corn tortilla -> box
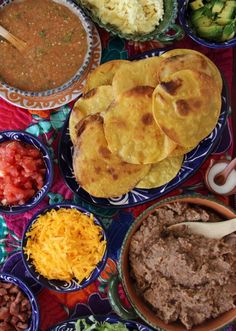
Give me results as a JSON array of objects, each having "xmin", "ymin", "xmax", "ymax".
[{"xmin": 69, "ymin": 49, "xmax": 222, "ymax": 198}]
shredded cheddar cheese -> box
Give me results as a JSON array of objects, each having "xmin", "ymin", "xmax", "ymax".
[{"xmin": 24, "ymin": 208, "xmax": 106, "ymax": 283}]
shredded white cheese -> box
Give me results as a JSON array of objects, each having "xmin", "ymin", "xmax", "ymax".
[{"xmin": 81, "ymin": 0, "xmax": 164, "ymax": 34}]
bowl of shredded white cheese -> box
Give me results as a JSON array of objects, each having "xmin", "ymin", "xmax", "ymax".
[{"xmin": 75, "ymin": 0, "xmax": 183, "ymax": 42}]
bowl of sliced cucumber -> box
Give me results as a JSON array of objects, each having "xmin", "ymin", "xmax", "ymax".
[{"xmin": 179, "ymin": 0, "xmax": 236, "ymax": 48}]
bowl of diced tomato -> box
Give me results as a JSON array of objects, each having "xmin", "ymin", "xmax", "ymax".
[{"xmin": 0, "ymin": 131, "xmax": 53, "ymax": 214}]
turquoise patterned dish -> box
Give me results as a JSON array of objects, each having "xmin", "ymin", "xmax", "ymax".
[{"xmin": 75, "ymin": 0, "xmax": 184, "ymax": 42}]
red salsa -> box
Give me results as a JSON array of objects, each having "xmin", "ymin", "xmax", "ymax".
[
  {"xmin": 0, "ymin": 0, "xmax": 88, "ymax": 92},
  {"xmin": 0, "ymin": 141, "xmax": 46, "ymax": 206}
]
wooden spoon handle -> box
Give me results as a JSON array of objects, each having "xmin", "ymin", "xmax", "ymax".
[
  {"xmin": 0, "ymin": 25, "xmax": 26, "ymax": 52},
  {"xmin": 214, "ymin": 158, "xmax": 236, "ymax": 186},
  {"xmin": 169, "ymin": 219, "xmax": 236, "ymax": 239},
  {"xmin": 201, "ymin": 219, "xmax": 236, "ymax": 239}
]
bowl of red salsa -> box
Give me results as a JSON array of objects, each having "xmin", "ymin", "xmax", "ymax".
[
  {"xmin": 0, "ymin": 131, "xmax": 53, "ymax": 214},
  {"xmin": 0, "ymin": 0, "xmax": 93, "ymax": 97}
]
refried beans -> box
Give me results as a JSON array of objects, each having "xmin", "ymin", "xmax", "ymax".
[
  {"xmin": 129, "ymin": 202, "xmax": 236, "ymax": 329},
  {"xmin": 0, "ymin": 0, "xmax": 87, "ymax": 91}
]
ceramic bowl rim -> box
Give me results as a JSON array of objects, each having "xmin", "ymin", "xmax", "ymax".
[
  {"xmin": 47, "ymin": 314, "xmax": 155, "ymax": 330},
  {"xmin": 47, "ymin": 313, "xmax": 156, "ymax": 331},
  {"xmin": 118, "ymin": 194, "xmax": 236, "ymax": 331},
  {"xmin": 0, "ymin": 0, "xmax": 93, "ymax": 96},
  {"xmin": 178, "ymin": 0, "xmax": 236, "ymax": 49},
  {"xmin": 0, "ymin": 130, "xmax": 54, "ymax": 214},
  {"xmin": 21, "ymin": 203, "xmax": 108, "ymax": 293},
  {"xmin": 0, "ymin": 272, "xmax": 40, "ymax": 331}
]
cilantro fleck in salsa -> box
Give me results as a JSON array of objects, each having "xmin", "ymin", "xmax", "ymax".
[{"xmin": 0, "ymin": 0, "xmax": 88, "ymax": 91}]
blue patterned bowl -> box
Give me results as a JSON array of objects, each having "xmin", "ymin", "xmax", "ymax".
[
  {"xmin": 178, "ymin": 0, "xmax": 236, "ymax": 48},
  {"xmin": 0, "ymin": 131, "xmax": 53, "ymax": 214},
  {"xmin": 0, "ymin": 272, "xmax": 39, "ymax": 331},
  {"xmin": 21, "ymin": 203, "xmax": 107, "ymax": 292},
  {"xmin": 48, "ymin": 315, "xmax": 154, "ymax": 331}
]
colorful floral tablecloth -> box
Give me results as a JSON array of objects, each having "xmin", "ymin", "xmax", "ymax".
[{"xmin": 0, "ymin": 26, "xmax": 235, "ymax": 331}]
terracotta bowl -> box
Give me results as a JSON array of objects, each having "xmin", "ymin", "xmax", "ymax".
[{"xmin": 109, "ymin": 194, "xmax": 236, "ymax": 331}]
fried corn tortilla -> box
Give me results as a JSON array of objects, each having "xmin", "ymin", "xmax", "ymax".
[
  {"xmin": 112, "ymin": 56, "xmax": 162, "ymax": 96},
  {"xmin": 69, "ymin": 85, "xmax": 113, "ymax": 145},
  {"xmin": 160, "ymin": 49, "xmax": 222, "ymax": 92},
  {"xmin": 152, "ymin": 69, "xmax": 221, "ymax": 147},
  {"xmin": 103, "ymin": 86, "xmax": 176, "ymax": 165},
  {"xmin": 70, "ymin": 50, "xmax": 222, "ymax": 198},
  {"xmin": 83, "ymin": 60, "xmax": 129, "ymax": 94},
  {"xmin": 170, "ymin": 144, "xmax": 195, "ymax": 157},
  {"xmin": 136, "ymin": 155, "xmax": 184, "ymax": 189},
  {"xmin": 73, "ymin": 114, "xmax": 150, "ymax": 198}
]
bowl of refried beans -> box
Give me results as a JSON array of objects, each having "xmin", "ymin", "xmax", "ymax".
[
  {"xmin": 111, "ymin": 195, "xmax": 236, "ymax": 331},
  {"xmin": 0, "ymin": 0, "xmax": 93, "ymax": 97}
]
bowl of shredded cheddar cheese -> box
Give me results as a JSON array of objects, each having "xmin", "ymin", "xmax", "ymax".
[{"xmin": 22, "ymin": 203, "xmax": 107, "ymax": 292}]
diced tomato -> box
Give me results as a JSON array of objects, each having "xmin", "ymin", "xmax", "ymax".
[
  {"xmin": 0, "ymin": 141, "xmax": 46, "ymax": 206},
  {"xmin": 27, "ymin": 148, "xmax": 41, "ymax": 158}
]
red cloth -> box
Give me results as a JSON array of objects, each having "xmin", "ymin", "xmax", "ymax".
[{"xmin": 0, "ymin": 28, "xmax": 234, "ymax": 331}]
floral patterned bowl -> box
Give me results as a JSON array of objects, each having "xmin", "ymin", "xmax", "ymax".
[
  {"xmin": 0, "ymin": 131, "xmax": 53, "ymax": 214},
  {"xmin": 21, "ymin": 203, "xmax": 107, "ymax": 293},
  {"xmin": 0, "ymin": 0, "xmax": 93, "ymax": 97},
  {"xmin": 108, "ymin": 194, "xmax": 236, "ymax": 331},
  {"xmin": 0, "ymin": 272, "xmax": 39, "ymax": 331}
]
